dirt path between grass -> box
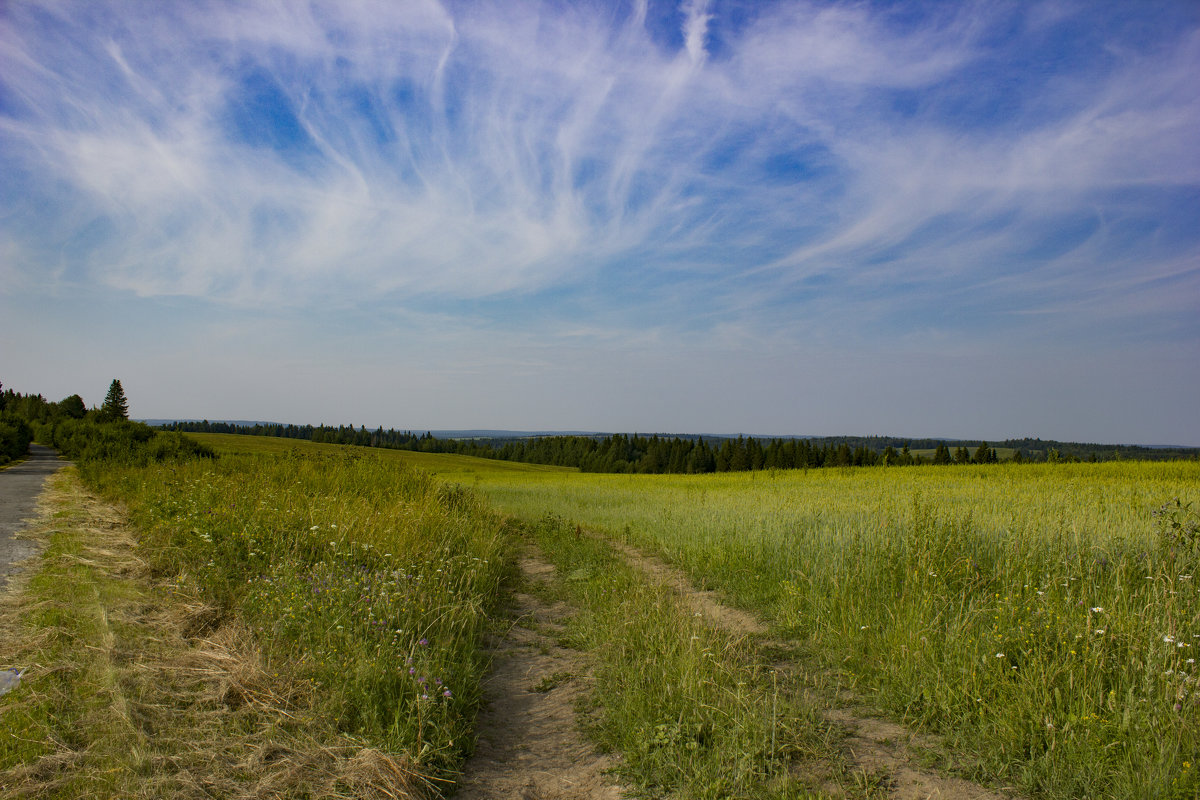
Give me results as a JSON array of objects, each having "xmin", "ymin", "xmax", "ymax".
[
  {"xmin": 455, "ymin": 553, "xmax": 624, "ymax": 800},
  {"xmin": 608, "ymin": 538, "xmax": 1019, "ymax": 800}
]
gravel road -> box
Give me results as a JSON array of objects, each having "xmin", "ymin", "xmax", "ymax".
[{"xmin": 0, "ymin": 444, "xmax": 65, "ymax": 590}]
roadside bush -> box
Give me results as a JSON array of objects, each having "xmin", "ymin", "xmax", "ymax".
[
  {"xmin": 0, "ymin": 417, "xmax": 33, "ymax": 465},
  {"xmin": 49, "ymin": 418, "xmax": 214, "ymax": 471}
]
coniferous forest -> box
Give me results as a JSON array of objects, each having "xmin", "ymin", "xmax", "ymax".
[{"xmin": 158, "ymin": 419, "xmax": 1200, "ymax": 474}]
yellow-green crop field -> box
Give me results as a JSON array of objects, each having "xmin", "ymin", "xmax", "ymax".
[
  {"xmin": 188, "ymin": 431, "xmax": 573, "ymax": 475},
  {"xmin": 184, "ymin": 434, "xmax": 1199, "ymax": 797}
]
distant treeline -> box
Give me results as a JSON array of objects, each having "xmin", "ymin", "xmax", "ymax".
[{"xmin": 159, "ymin": 420, "xmax": 1200, "ymax": 474}]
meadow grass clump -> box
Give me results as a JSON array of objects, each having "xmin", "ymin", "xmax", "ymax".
[{"xmin": 86, "ymin": 449, "xmax": 514, "ymax": 785}]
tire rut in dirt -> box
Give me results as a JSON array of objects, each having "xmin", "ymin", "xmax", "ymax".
[
  {"xmin": 608, "ymin": 534, "xmax": 1020, "ymax": 800},
  {"xmin": 454, "ymin": 554, "xmax": 622, "ymax": 800}
]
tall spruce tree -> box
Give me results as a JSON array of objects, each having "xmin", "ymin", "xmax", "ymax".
[{"xmin": 100, "ymin": 379, "xmax": 129, "ymax": 421}]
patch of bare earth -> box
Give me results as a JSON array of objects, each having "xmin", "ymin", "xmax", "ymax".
[
  {"xmin": 454, "ymin": 554, "xmax": 623, "ymax": 800},
  {"xmin": 609, "ymin": 537, "xmax": 1019, "ymax": 800}
]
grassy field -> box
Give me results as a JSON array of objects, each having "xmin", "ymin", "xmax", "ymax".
[
  {"xmin": 457, "ymin": 460, "xmax": 1199, "ymax": 798},
  {"xmin": 171, "ymin": 435, "xmax": 1199, "ymax": 796},
  {"xmin": 187, "ymin": 432, "xmax": 574, "ymax": 476}
]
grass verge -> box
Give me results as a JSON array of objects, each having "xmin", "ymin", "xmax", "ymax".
[
  {"xmin": 2, "ymin": 449, "xmax": 517, "ymax": 797},
  {"xmin": 0, "ymin": 467, "xmax": 433, "ymax": 798},
  {"xmin": 85, "ymin": 450, "xmax": 516, "ymax": 788}
]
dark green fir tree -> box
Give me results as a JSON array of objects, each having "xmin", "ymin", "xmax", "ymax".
[{"xmin": 100, "ymin": 379, "xmax": 129, "ymax": 421}]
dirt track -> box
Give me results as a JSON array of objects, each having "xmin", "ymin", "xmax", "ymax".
[
  {"xmin": 612, "ymin": 536, "xmax": 1020, "ymax": 800},
  {"xmin": 456, "ymin": 554, "xmax": 624, "ymax": 800},
  {"xmin": 0, "ymin": 444, "xmax": 64, "ymax": 590}
]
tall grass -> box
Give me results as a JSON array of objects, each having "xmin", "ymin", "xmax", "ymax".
[
  {"xmin": 528, "ymin": 514, "xmax": 823, "ymax": 799},
  {"xmin": 463, "ymin": 461, "xmax": 1200, "ymax": 798},
  {"xmin": 87, "ymin": 449, "xmax": 514, "ymax": 785}
]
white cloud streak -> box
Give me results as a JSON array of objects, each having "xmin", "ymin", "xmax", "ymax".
[{"xmin": 1, "ymin": 0, "xmax": 1197, "ymax": 349}]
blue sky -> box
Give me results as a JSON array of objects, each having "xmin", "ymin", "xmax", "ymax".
[{"xmin": 2, "ymin": 0, "xmax": 1198, "ymax": 443}]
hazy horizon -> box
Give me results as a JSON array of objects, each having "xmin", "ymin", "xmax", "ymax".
[
  {"xmin": 3, "ymin": 1, "xmax": 1198, "ymax": 445},
  {"xmin": 136, "ymin": 419, "xmax": 1197, "ymax": 450}
]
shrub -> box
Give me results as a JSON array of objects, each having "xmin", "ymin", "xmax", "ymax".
[
  {"xmin": 0, "ymin": 416, "xmax": 33, "ymax": 464},
  {"xmin": 48, "ymin": 418, "xmax": 214, "ymax": 471}
]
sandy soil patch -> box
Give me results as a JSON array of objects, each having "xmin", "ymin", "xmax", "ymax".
[{"xmin": 455, "ymin": 554, "xmax": 624, "ymax": 800}]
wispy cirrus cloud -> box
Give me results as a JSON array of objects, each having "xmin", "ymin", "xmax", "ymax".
[{"xmin": 1, "ymin": 0, "xmax": 1197, "ymax": 439}]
